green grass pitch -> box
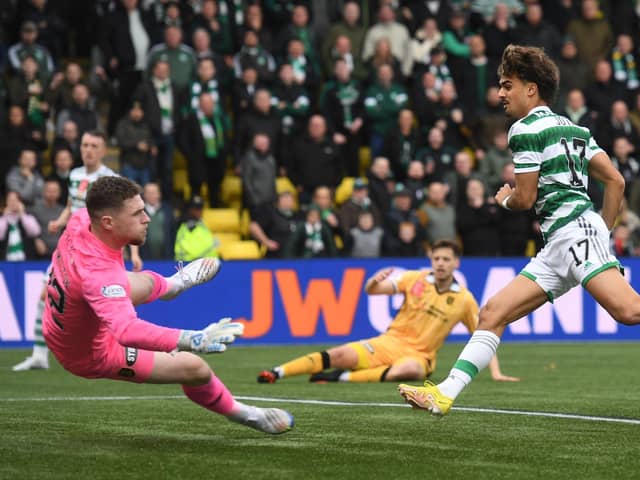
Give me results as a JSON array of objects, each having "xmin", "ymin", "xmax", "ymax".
[{"xmin": 2, "ymin": 342, "xmax": 640, "ymax": 480}]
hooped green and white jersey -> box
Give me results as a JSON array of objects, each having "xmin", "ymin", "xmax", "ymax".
[
  {"xmin": 68, "ymin": 165, "xmax": 118, "ymax": 213},
  {"xmin": 508, "ymin": 106, "xmax": 604, "ymax": 242}
]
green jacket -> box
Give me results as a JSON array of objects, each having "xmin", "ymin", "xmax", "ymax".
[
  {"xmin": 146, "ymin": 45, "xmax": 197, "ymax": 90},
  {"xmin": 364, "ymin": 82, "xmax": 409, "ymax": 135}
]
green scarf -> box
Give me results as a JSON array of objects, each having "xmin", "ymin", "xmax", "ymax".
[{"xmin": 197, "ymin": 109, "xmax": 224, "ymax": 157}]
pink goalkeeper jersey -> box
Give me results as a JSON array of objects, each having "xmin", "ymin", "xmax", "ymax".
[{"xmin": 43, "ymin": 209, "xmax": 180, "ymax": 376}]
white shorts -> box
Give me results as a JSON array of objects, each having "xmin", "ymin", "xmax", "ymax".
[{"xmin": 521, "ymin": 210, "xmax": 620, "ymax": 302}]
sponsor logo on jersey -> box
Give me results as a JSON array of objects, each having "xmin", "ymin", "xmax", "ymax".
[
  {"xmin": 125, "ymin": 347, "xmax": 138, "ymax": 366},
  {"xmin": 101, "ymin": 285, "xmax": 127, "ymax": 298}
]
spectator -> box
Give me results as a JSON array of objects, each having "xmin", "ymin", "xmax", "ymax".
[
  {"xmin": 364, "ymin": 64, "xmax": 409, "ymax": 158},
  {"xmin": 611, "ymin": 136, "xmax": 640, "ymax": 202},
  {"xmin": 384, "ymin": 108, "xmax": 420, "ymax": 182},
  {"xmin": 555, "ymin": 37, "xmax": 589, "ymax": 111},
  {"xmin": 367, "ymin": 156, "xmax": 393, "ymax": 216},
  {"xmin": 7, "ymin": 20, "xmax": 54, "ymax": 81},
  {"xmin": 431, "ymin": 81, "xmax": 471, "ymax": 150},
  {"xmin": 188, "ymin": 56, "xmax": 224, "ymax": 112},
  {"xmin": 5, "ymin": 149, "xmax": 44, "ymax": 207},
  {"xmin": 567, "ymin": 0, "xmax": 614, "ymax": 81},
  {"xmin": 585, "ymin": 60, "xmax": 626, "ymax": 121},
  {"xmin": 478, "ymin": 130, "xmax": 511, "ymax": 195},
  {"xmin": 7, "ymin": 55, "xmax": 50, "ymax": 133},
  {"xmin": 362, "ymin": 5, "xmax": 411, "ymax": 77},
  {"xmin": 459, "ymin": 35, "xmax": 498, "ymax": 115},
  {"xmin": 179, "ymin": 92, "xmax": 230, "ymax": 206},
  {"xmin": 141, "ymin": 181, "xmax": 175, "ymax": 259},
  {"xmin": 190, "ymin": 28, "xmax": 233, "ymax": 92},
  {"xmin": 482, "ymin": 3, "xmax": 516, "ymax": 64},
  {"xmin": 382, "ymin": 183, "xmax": 422, "ymax": 255},
  {"xmin": 232, "ymin": 28, "xmax": 276, "ymax": 85},
  {"xmin": 232, "ymin": 66, "xmax": 260, "ymax": 121},
  {"xmin": 20, "ymin": 0, "xmax": 66, "ymax": 60},
  {"xmin": 409, "ymin": 17, "xmax": 442, "ymax": 78},
  {"xmin": 564, "ymin": 88, "xmax": 597, "ymax": 132},
  {"xmin": 115, "ymin": 100, "xmax": 156, "ymax": 187},
  {"xmin": 190, "ymin": 0, "xmax": 233, "ymax": 54},
  {"xmin": 55, "ymin": 83, "xmax": 99, "ymax": 139},
  {"xmin": 46, "ymin": 62, "xmax": 86, "ymax": 119},
  {"xmin": 597, "ymin": 100, "xmax": 640, "ymax": 155},
  {"xmin": 28, "ymin": 178, "xmax": 64, "ymax": 258},
  {"xmin": 610, "ymin": 34, "xmax": 640, "ymax": 103},
  {"xmin": 324, "ymin": 34, "xmax": 367, "ymax": 83},
  {"xmin": 419, "ymin": 126, "xmax": 456, "ymax": 185},
  {"xmin": 271, "ymin": 63, "xmax": 311, "ymax": 140},
  {"xmin": 238, "ymin": 4, "xmax": 273, "ymax": 52},
  {"xmin": 441, "ymin": 8, "xmax": 472, "ymax": 86},
  {"xmin": 346, "ymin": 210, "xmax": 383, "ymax": 258},
  {"xmin": 289, "ymin": 114, "xmax": 343, "ymax": 205},
  {"xmin": 404, "ymin": 160, "xmax": 427, "ymax": 209},
  {"xmin": 312, "ymin": 185, "xmax": 341, "ymax": 240},
  {"xmin": 235, "ymin": 89, "xmax": 281, "ymax": 167},
  {"xmin": 475, "ymin": 86, "xmax": 509, "ymax": 149},
  {"xmin": 249, "ymin": 191, "xmax": 302, "ymax": 259},
  {"xmin": 321, "ymin": 2, "xmax": 366, "ymax": 78},
  {"xmin": 284, "ymin": 204, "xmax": 338, "ymax": 258},
  {"xmin": 514, "ymin": 2, "xmax": 562, "ymax": 59},
  {"xmin": 146, "ymin": 24, "xmax": 197, "ymax": 90},
  {"xmin": 444, "ymin": 149, "xmax": 485, "ymax": 208},
  {"xmin": 403, "ymin": 0, "xmax": 453, "ymax": 32},
  {"xmin": 456, "ymin": 178, "xmax": 501, "ymax": 256},
  {"xmin": 48, "ymin": 147, "xmax": 73, "ymax": 205},
  {"xmin": 240, "ymin": 133, "xmax": 277, "ymax": 216},
  {"xmin": 100, "ymin": 0, "xmax": 153, "ymax": 135},
  {"xmin": 365, "ymin": 37, "xmax": 403, "ymax": 86},
  {"xmin": 417, "ymin": 181, "xmax": 456, "ymax": 247},
  {"xmin": 276, "ymin": 5, "xmax": 320, "ymax": 75},
  {"xmin": 319, "ymin": 58, "xmax": 364, "ymax": 177},
  {"xmin": 52, "ymin": 119, "xmax": 81, "ymax": 166},
  {"xmin": 0, "ymin": 105, "xmax": 46, "ymax": 183},
  {"xmin": 284, "ymin": 38, "xmax": 319, "ymax": 95},
  {"xmin": 630, "ymin": 92, "xmax": 640, "ymax": 135},
  {"xmin": 134, "ymin": 59, "xmax": 182, "ymax": 199},
  {"xmin": 394, "ymin": 221, "xmax": 425, "ymax": 257},
  {"xmin": 174, "ymin": 195, "xmax": 218, "ymax": 261},
  {"xmin": 337, "ymin": 177, "xmax": 383, "ymax": 238},
  {"xmin": 0, "ymin": 191, "xmax": 41, "ymax": 261},
  {"xmin": 412, "ymin": 69, "xmax": 440, "ymax": 132}
]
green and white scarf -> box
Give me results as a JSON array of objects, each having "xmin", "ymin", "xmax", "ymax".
[
  {"xmin": 6, "ymin": 222, "xmax": 26, "ymax": 261},
  {"xmin": 304, "ymin": 222, "xmax": 324, "ymax": 256},
  {"xmin": 191, "ymin": 80, "xmax": 220, "ymax": 111},
  {"xmin": 197, "ymin": 109, "xmax": 225, "ymax": 158},
  {"xmin": 612, "ymin": 48, "xmax": 639, "ymax": 90}
]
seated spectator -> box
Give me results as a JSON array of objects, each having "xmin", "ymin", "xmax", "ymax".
[
  {"xmin": 383, "ymin": 108, "xmax": 420, "ymax": 182},
  {"xmin": 7, "ymin": 20, "xmax": 54, "ymax": 81},
  {"xmin": 417, "ymin": 181, "xmax": 456, "ymax": 247},
  {"xmin": 233, "ymin": 28, "xmax": 276, "ymax": 85},
  {"xmin": 611, "ymin": 136, "xmax": 640, "ymax": 201},
  {"xmin": 456, "ymin": 178, "xmax": 501, "ymax": 256},
  {"xmin": 478, "ymin": 130, "xmax": 511, "ymax": 195},
  {"xmin": 285, "ymin": 38, "xmax": 319, "ymax": 95},
  {"xmin": 55, "ymin": 83, "xmax": 98, "ymax": 139},
  {"xmin": 337, "ymin": 177, "xmax": 383, "ymax": 238},
  {"xmin": 409, "ymin": 17, "xmax": 442, "ymax": 78},
  {"xmin": 444, "ymin": 149, "xmax": 485, "ymax": 208},
  {"xmin": 321, "ymin": 1, "xmax": 366, "ymax": 79},
  {"xmin": 382, "ymin": 183, "xmax": 422, "ymax": 255},
  {"xmin": 362, "ymin": 5, "xmax": 411, "ymax": 77},
  {"xmin": 0, "ymin": 191, "xmax": 41, "ymax": 261},
  {"xmin": 564, "ymin": 88, "xmax": 597, "ymax": 132},
  {"xmin": 312, "ymin": 185, "xmax": 341, "ymax": 240},
  {"xmin": 394, "ymin": 221, "xmax": 425, "ymax": 257},
  {"xmin": 0, "ymin": 105, "xmax": 46, "ymax": 187},
  {"xmin": 289, "ymin": 115, "xmax": 343, "ymax": 205},
  {"xmin": 424, "ymin": 45, "xmax": 453, "ymax": 95},
  {"xmin": 46, "ymin": 61, "xmax": 86, "ymax": 119},
  {"xmin": 346, "ymin": 210, "xmax": 383, "ymax": 258},
  {"xmin": 404, "ymin": 160, "xmax": 427, "ymax": 209},
  {"xmin": 232, "ymin": 67, "xmax": 261, "ymax": 122},
  {"xmin": 235, "ymin": 89, "xmax": 281, "ymax": 167},
  {"xmin": 5, "ymin": 149, "xmax": 44, "ymax": 207},
  {"xmin": 419, "ymin": 126, "xmax": 456, "ymax": 185},
  {"xmin": 284, "ymin": 204, "xmax": 338, "ymax": 258},
  {"xmin": 584, "ymin": 59, "xmax": 626, "ymax": 122},
  {"xmin": 271, "ymin": 63, "xmax": 311, "ymax": 139},
  {"xmin": 7, "ymin": 55, "xmax": 50, "ymax": 133},
  {"xmin": 365, "ymin": 37, "xmax": 403, "ymax": 86},
  {"xmin": 241, "ymin": 133, "xmax": 277, "ymax": 216},
  {"xmin": 115, "ymin": 100, "xmax": 156, "ymax": 187},
  {"xmin": 597, "ymin": 100, "xmax": 640, "ymax": 155},
  {"xmin": 146, "ymin": 24, "xmax": 197, "ymax": 91},
  {"xmin": 174, "ymin": 195, "xmax": 218, "ymax": 261},
  {"xmin": 367, "ymin": 156, "xmax": 393, "ymax": 216},
  {"xmin": 249, "ymin": 191, "xmax": 303, "ymax": 259},
  {"xmin": 48, "ymin": 147, "xmax": 73, "ymax": 205},
  {"xmin": 141, "ymin": 182, "xmax": 175, "ymax": 259},
  {"xmin": 555, "ymin": 37, "xmax": 589, "ymax": 111},
  {"xmin": 28, "ymin": 178, "xmax": 64, "ymax": 258}
]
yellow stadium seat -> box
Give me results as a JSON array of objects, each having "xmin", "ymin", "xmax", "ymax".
[
  {"xmin": 335, "ymin": 177, "xmax": 355, "ymax": 205},
  {"xmin": 202, "ymin": 208, "xmax": 240, "ymax": 233},
  {"xmin": 359, "ymin": 146, "xmax": 371, "ymax": 176},
  {"xmin": 221, "ymin": 175, "xmax": 243, "ymax": 208},
  {"xmin": 174, "ymin": 149, "xmax": 187, "ymax": 170},
  {"xmin": 173, "ymin": 169, "xmax": 189, "ymax": 198},
  {"xmin": 239, "ymin": 208, "xmax": 250, "ymax": 237},
  {"xmin": 276, "ymin": 176, "xmax": 296, "ymax": 194},
  {"xmin": 219, "ymin": 240, "xmax": 263, "ymax": 260},
  {"xmin": 212, "ymin": 232, "xmax": 241, "ymax": 250}
]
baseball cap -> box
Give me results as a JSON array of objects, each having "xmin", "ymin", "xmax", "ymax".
[{"xmin": 353, "ymin": 178, "xmax": 368, "ymax": 190}]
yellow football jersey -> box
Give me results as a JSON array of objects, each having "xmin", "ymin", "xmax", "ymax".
[{"xmin": 386, "ymin": 269, "xmax": 479, "ymax": 360}]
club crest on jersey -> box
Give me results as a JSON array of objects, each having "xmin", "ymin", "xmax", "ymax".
[
  {"xmin": 447, "ymin": 296, "xmax": 454, "ymax": 305},
  {"xmin": 101, "ymin": 284, "xmax": 127, "ymax": 298}
]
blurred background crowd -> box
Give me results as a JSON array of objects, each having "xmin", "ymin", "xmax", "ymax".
[{"xmin": 2, "ymin": 0, "xmax": 640, "ymax": 262}]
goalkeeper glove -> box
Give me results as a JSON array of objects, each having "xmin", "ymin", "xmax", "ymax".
[{"xmin": 177, "ymin": 318, "xmax": 245, "ymax": 353}]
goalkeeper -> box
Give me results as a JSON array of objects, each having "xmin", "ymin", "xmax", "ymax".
[{"xmin": 43, "ymin": 176, "xmax": 293, "ymax": 435}]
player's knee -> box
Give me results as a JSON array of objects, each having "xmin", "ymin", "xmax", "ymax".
[
  {"xmin": 179, "ymin": 353, "xmax": 211, "ymax": 384},
  {"xmin": 478, "ymin": 302, "xmax": 502, "ymax": 329}
]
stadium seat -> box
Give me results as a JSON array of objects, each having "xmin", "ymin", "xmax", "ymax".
[
  {"xmin": 221, "ymin": 175, "xmax": 243, "ymax": 209},
  {"xmin": 213, "ymin": 232, "xmax": 241, "ymax": 250},
  {"xmin": 239, "ymin": 208, "xmax": 250, "ymax": 237},
  {"xmin": 219, "ymin": 240, "xmax": 263, "ymax": 260},
  {"xmin": 276, "ymin": 176, "xmax": 296, "ymax": 195},
  {"xmin": 173, "ymin": 169, "xmax": 189, "ymax": 199},
  {"xmin": 335, "ymin": 177, "xmax": 355, "ymax": 205},
  {"xmin": 202, "ymin": 208, "xmax": 240, "ymax": 233},
  {"xmin": 359, "ymin": 146, "xmax": 371, "ymax": 176}
]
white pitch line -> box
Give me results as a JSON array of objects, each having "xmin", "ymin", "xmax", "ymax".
[{"xmin": 1, "ymin": 394, "xmax": 639, "ymax": 426}]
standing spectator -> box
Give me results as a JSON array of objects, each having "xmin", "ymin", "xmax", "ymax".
[
  {"xmin": 28, "ymin": 178, "xmax": 64, "ymax": 258},
  {"xmin": 382, "ymin": 183, "xmax": 423, "ymax": 254},
  {"xmin": 234, "ymin": 89, "xmax": 281, "ymax": 167},
  {"xmin": 179, "ymin": 92, "xmax": 230, "ymax": 206},
  {"xmin": 187, "ymin": 56, "xmax": 224, "ymax": 112},
  {"xmin": 249, "ymin": 191, "xmax": 302, "ymax": 259},
  {"xmin": 611, "ymin": 136, "xmax": 640, "ymax": 202},
  {"xmin": 367, "ymin": 156, "xmax": 393, "ymax": 216},
  {"xmin": 239, "ymin": 4, "xmax": 273, "ymax": 52},
  {"xmin": 52, "ymin": 119, "xmax": 82, "ymax": 166},
  {"xmin": 146, "ymin": 24, "xmax": 197, "ymax": 90},
  {"xmin": 362, "ymin": 5, "xmax": 411, "ymax": 77},
  {"xmin": 564, "ymin": 88, "xmax": 597, "ymax": 132},
  {"xmin": 190, "ymin": 28, "xmax": 232, "ymax": 93},
  {"xmin": 364, "ymin": 64, "xmax": 409, "ymax": 158},
  {"xmin": 312, "ymin": 185, "xmax": 341, "ymax": 240},
  {"xmin": 174, "ymin": 195, "xmax": 218, "ymax": 261},
  {"xmin": 319, "ymin": 58, "xmax": 364, "ymax": 177},
  {"xmin": 6, "ymin": 149, "xmax": 44, "ymax": 207},
  {"xmin": 431, "ymin": 81, "xmax": 472, "ymax": 150},
  {"xmin": 365, "ymin": 37, "xmax": 404, "ymax": 86},
  {"xmin": 441, "ymin": 9, "xmax": 472, "ymax": 86},
  {"xmin": 284, "ymin": 204, "xmax": 338, "ymax": 258},
  {"xmin": 55, "ymin": 84, "xmax": 99, "ymax": 139},
  {"xmin": 20, "ymin": 0, "xmax": 66, "ymax": 60},
  {"xmin": 0, "ymin": 105, "xmax": 46, "ymax": 184},
  {"xmin": 482, "ymin": 3, "xmax": 516, "ymax": 64},
  {"xmin": 289, "ymin": 115, "xmax": 343, "ymax": 205},
  {"xmin": 404, "ymin": 160, "xmax": 427, "ymax": 209},
  {"xmin": 141, "ymin": 181, "xmax": 175, "ymax": 259},
  {"xmin": 610, "ymin": 34, "xmax": 640, "ymax": 104},
  {"xmin": 459, "ymin": 35, "xmax": 498, "ymax": 115},
  {"xmin": 346, "ymin": 210, "xmax": 383, "ymax": 258},
  {"xmin": 271, "ymin": 63, "xmax": 311, "ymax": 143},
  {"xmin": 444, "ymin": 149, "xmax": 485, "ymax": 208},
  {"xmin": 555, "ymin": 37, "xmax": 589, "ymax": 111},
  {"xmin": 232, "ymin": 28, "xmax": 276, "ymax": 85},
  {"xmin": 100, "ymin": 0, "xmax": 153, "ymax": 136},
  {"xmin": 0, "ymin": 191, "xmax": 41, "ymax": 261},
  {"xmin": 419, "ymin": 126, "xmax": 456, "ymax": 185},
  {"xmin": 46, "ymin": 62, "xmax": 86, "ymax": 119},
  {"xmin": 403, "ymin": 0, "xmax": 454, "ymax": 33},
  {"xmin": 417, "ymin": 181, "xmax": 456, "ymax": 247},
  {"xmin": 232, "ymin": 66, "xmax": 260, "ymax": 121},
  {"xmin": 456, "ymin": 178, "xmax": 501, "ymax": 256},
  {"xmin": 514, "ymin": 2, "xmax": 562, "ymax": 59},
  {"xmin": 597, "ymin": 100, "xmax": 640, "ymax": 155},
  {"xmin": 324, "ymin": 34, "xmax": 367, "ymax": 83},
  {"xmin": 478, "ymin": 130, "xmax": 511, "ymax": 195},
  {"xmin": 475, "ymin": 86, "xmax": 510, "ymax": 149},
  {"xmin": 7, "ymin": 55, "xmax": 50, "ymax": 135},
  {"xmin": 190, "ymin": 0, "xmax": 234, "ymax": 55},
  {"xmin": 115, "ymin": 100, "xmax": 156, "ymax": 187},
  {"xmin": 321, "ymin": 1, "xmax": 366, "ymax": 78},
  {"xmin": 337, "ymin": 177, "xmax": 383, "ymax": 238},
  {"xmin": 394, "ymin": 221, "xmax": 425, "ymax": 257},
  {"xmin": 284, "ymin": 38, "xmax": 319, "ymax": 95},
  {"xmin": 409, "ymin": 17, "xmax": 443, "ymax": 78},
  {"xmin": 384, "ymin": 108, "xmax": 420, "ymax": 182},
  {"xmin": 412, "ymin": 70, "xmax": 441, "ymax": 132},
  {"xmin": 240, "ymin": 133, "xmax": 277, "ymax": 215},
  {"xmin": 134, "ymin": 59, "xmax": 182, "ymax": 199},
  {"xmin": 567, "ymin": 0, "xmax": 614, "ymax": 81},
  {"xmin": 48, "ymin": 147, "xmax": 73, "ymax": 205},
  {"xmin": 276, "ymin": 4, "xmax": 320, "ymax": 75},
  {"xmin": 7, "ymin": 20, "xmax": 54, "ymax": 81}
]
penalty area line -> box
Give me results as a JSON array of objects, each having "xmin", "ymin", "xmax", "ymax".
[{"xmin": 1, "ymin": 394, "xmax": 639, "ymax": 426}]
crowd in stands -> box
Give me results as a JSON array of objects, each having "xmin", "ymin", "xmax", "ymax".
[{"xmin": 3, "ymin": 0, "xmax": 640, "ymax": 261}]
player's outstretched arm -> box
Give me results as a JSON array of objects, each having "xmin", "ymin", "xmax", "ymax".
[
  {"xmin": 488, "ymin": 354, "xmax": 520, "ymax": 382},
  {"xmin": 365, "ymin": 267, "xmax": 396, "ymax": 295},
  {"xmin": 588, "ymin": 151, "xmax": 626, "ymax": 230},
  {"xmin": 177, "ymin": 318, "xmax": 245, "ymax": 353}
]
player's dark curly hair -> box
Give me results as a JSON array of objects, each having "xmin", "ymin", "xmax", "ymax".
[
  {"xmin": 87, "ymin": 176, "xmax": 141, "ymax": 220},
  {"xmin": 497, "ymin": 44, "xmax": 559, "ymax": 105}
]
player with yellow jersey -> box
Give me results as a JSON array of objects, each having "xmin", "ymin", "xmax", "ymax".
[{"xmin": 257, "ymin": 240, "xmax": 519, "ymax": 383}]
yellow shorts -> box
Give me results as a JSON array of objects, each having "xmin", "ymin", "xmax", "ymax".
[{"xmin": 347, "ymin": 335, "xmax": 433, "ymax": 376}]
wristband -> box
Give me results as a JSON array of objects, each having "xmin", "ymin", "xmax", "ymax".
[{"xmin": 501, "ymin": 194, "xmax": 512, "ymax": 210}]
